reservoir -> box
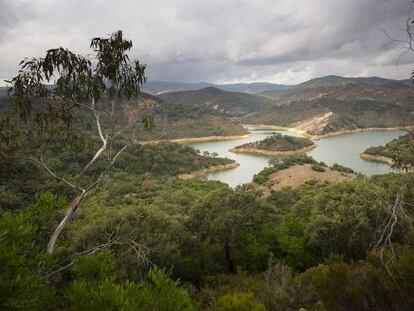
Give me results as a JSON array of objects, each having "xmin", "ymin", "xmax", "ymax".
[{"xmin": 187, "ymin": 129, "xmax": 405, "ymax": 187}]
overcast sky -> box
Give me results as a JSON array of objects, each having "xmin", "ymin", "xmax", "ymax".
[{"xmin": 1, "ymin": 0, "xmax": 414, "ymax": 85}]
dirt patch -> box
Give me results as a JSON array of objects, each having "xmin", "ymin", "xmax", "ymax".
[
  {"xmin": 256, "ymin": 164, "xmax": 357, "ymax": 196},
  {"xmin": 138, "ymin": 134, "xmax": 251, "ymax": 145}
]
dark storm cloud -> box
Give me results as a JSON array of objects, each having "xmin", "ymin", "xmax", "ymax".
[{"xmin": 0, "ymin": 0, "xmax": 413, "ymax": 85}]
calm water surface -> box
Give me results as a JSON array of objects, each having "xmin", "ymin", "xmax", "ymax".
[{"xmin": 187, "ymin": 129, "xmax": 405, "ymax": 187}]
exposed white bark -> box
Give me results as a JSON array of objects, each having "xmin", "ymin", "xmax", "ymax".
[{"xmin": 47, "ymin": 191, "xmax": 86, "ymax": 253}]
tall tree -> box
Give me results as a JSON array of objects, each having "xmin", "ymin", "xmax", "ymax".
[{"xmin": 0, "ymin": 31, "xmax": 153, "ymax": 253}]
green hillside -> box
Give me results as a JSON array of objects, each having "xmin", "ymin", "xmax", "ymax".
[
  {"xmin": 245, "ymin": 76, "xmax": 414, "ymax": 137},
  {"xmin": 159, "ymin": 86, "xmax": 274, "ymax": 118},
  {"xmin": 0, "ymin": 92, "xmax": 248, "ymax": 140},
  {"xmin": 364, "ymin": 133, "xmax": 414, "ymax": 158},
  {"xmin": 246, "ymin": 98, "xmax": 413, "ymax": 136}
]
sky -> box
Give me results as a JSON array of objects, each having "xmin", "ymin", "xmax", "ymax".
[{"xmin": 1, "ymin": 0, "xmax": 414, "ymax": 85}]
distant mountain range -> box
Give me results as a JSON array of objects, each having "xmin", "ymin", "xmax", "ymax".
[
  {"xmin": 0, "ymin": 87, "xmax": 9, "ymax": 96},
  {"xmin": 143, "ymin": 75, "xmax": 412, "ymax": 95},
  {"xmin": 294, "ymin": 75, "xmax": 412, "ymax": 89},
  {"xmin": 142, "ymin": 81, "xmax": 290, "ymax": 95},
  {"xmin": 2, "ymin": 75, "xmax": 413, "ymax": 138}
]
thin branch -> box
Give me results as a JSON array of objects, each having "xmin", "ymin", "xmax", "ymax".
[{"xmin": 0, "ymin": 152, "xmax": 83, "ymax": 192}]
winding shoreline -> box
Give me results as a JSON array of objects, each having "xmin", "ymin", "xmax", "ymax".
[
  {"xmin": 139, "ymin": 133, "xmax": 251, "ymax": 145},
  {"xmin": 229, "ymin": 144, "xmax": 317, "ymax": 156},
  {"xmin": 314, "ymin": 126, "xmax": 414, "ymax": 140},
  {"xmin": 242, "ymin": 124, "xmax": 413, "ymax": 141},
  {"xmin": 360, "ymin": 153, "xmax": 393, "ymax": 165},
  {"xmin": 178, "ymin": 162, "xmax": 240, "ymax": 180}
]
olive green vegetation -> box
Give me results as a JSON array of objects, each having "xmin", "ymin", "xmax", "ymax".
[
  {"xmin": 1, "ymin": 146, "xmax": 414, "ymax": 309},
  {"xmin": 234, "ymin": 133, "xmax": 314, "ymax": 152},
  {"xmin": 365, "ymin": 133, "xmax": 413, "ymax": 158},
  {"xmin": 0, "ymin": 142, "xmax": 233, "ymax": 212},
  {"xmin": 311, "ymin": 164, "xmax": 326, "ymax": 172},
  {"xmin": 1, "ymin": 31, "xmax": 414, "ymax": 310},
  {"xmin": 158, "ymin": 86, "xmax": 273, "ymax": 118},
  {"xmin": 0, "ymin": 94, "xmax": 247, "ymax": 142}
]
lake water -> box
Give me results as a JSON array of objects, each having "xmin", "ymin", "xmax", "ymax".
[{"xmin": 187, "ymin": 129, "xmax": 405, "ymax": 187}]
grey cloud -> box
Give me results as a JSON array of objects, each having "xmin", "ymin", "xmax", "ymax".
[
  {"xmin": 0, "ymin": 0, "xmax": 413, "ymax": 85},
  {"xmin": 0, "ymin": 0, "xmax": 33, "ymax": 42}
]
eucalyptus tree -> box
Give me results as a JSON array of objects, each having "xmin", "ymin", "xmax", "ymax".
[{"xmin": 0, "ymin": 31, "xmax": 153, "ymax": 253}]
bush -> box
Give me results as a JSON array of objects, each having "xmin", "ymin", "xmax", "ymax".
[
  {"xmin": 212, "ymin": 292, "xmax": 266, "ymax": 311},
  {"xmin": 64, "ymin": 255, "xmax": 194, "ymax": 311},
  {"xmin": 331, "ymin": 163, "xmax": 354, "ymax": 174},
  {"xmin": 311, "ymin": 164, "xmax": 326, "ymax": 172},
  {"xmin": 0, "ymin": 211, "xmax": 55, "ymax": 310}
]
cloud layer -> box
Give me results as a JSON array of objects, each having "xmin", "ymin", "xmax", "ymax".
[{"xmin": 1, "ymin": 0, "xmax": 413, "ymax": 84}]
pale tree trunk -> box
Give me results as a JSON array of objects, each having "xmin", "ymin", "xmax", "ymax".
[{"xmin": 47, "ymin": 190, "xmax": 86, "ymax": 253}]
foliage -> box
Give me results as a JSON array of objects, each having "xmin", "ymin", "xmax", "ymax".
[
  {"xmin": 364, "ymin": 132, "xmax": 414, "ymax": 172},
  {"xmin": 115, "ymin": 142, "xmax": 234, "ymax": 177},
  {"xmin": 235, "ymin": 133, "xmax": 314, "ymax": 152},
  {"xmin": 189, "ymin": 187, "xmax": 274, "ymax": 274},
  {"xmin": 331, "ymin": 163, "xmax": 355, "ymax": 173},
  {"xmin": 211, "ymin": 292, "xmax": 266, "ymax": 311},
  {"xmin": 311, "ymin": 164, "xmax": 326, "ymax": 172},
  {"xmin": 64, "ymin": 255, "xmax": 194, "ymax": 311},
  {"xmin": 299, "ymin": 249, "xmax": 414, "ymax": 310},
  {"xmin": 0, "ymin": 198, "xmax": 58, "ymax": 310}
]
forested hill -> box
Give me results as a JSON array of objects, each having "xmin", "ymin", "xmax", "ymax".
[
  {"xmin": 158, "ymin": 86, "xmax": 274, "ymax": 118},
  {"xmin": 127, "ymin": 91, "xmax": 248, "ymax": 139},
  {"xmin": 244, "ymin": 76, "xmax": 414, "ymax": 136},
  {"xmin": 0, "ymin": 92, "xmax": 248, "ymax": 140}
]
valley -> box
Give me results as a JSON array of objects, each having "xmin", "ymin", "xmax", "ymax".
[
  {"xmin": 3, "ymin": 0, "xmax": 414, "ymax": 307},
  {"xmin": 187, "ymin": 128, "xmax": 404, "ymax": 187}
]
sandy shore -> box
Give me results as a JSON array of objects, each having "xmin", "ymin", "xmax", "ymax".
[
  {"xmin": 360, "ymin": 153, "xmax": 393, "ymax": 165},
  {"xmin": 178, "ymin": 162, "xmax": 240, "ymax": 180},
  {"xmin": 229, "ymin": 144, "xmax": 317, "ymax": 156},
  {"xmin": 171, "ymin": 134, "xmax": 251, "ymax": 143},
  {"xmin": 139, "ymin": 133, "xmax": 251, "ymax": 145}
]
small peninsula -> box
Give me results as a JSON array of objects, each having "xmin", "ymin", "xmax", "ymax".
[
  {"xmin": 229, "ymin": 133, "xmax": 316, "ymax": 156},
  {"xmin": 360, "ymin": 133, "xmax": 413, "ymax": 164}
]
